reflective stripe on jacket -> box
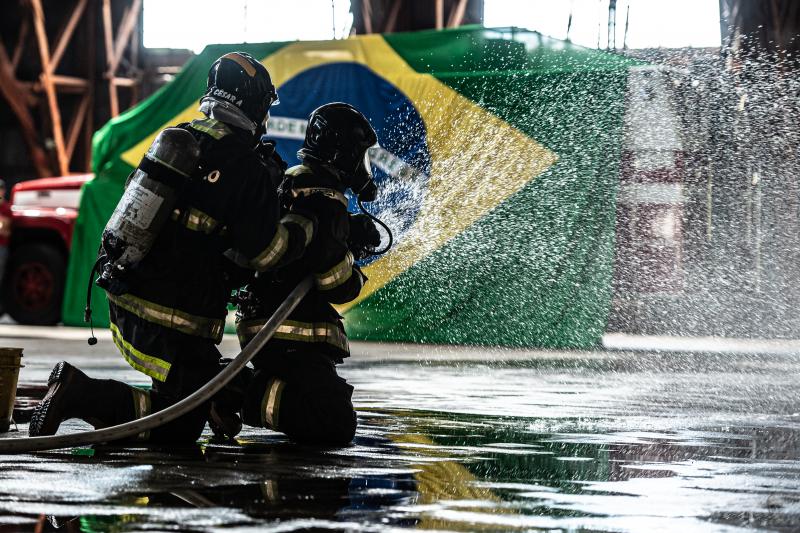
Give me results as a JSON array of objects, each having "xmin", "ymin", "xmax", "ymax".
[
  {"xmin": 107, "ymin": 292, "xmax": 225, "ymax": 343},
  {"xmin": 236, "ymin": 317, "xmax": 349, "ymax": 353},
  {"xmin": 315, "ymin": 251, "xmax": 354, "ymax": 292}
]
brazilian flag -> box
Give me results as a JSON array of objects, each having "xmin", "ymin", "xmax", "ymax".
[{"xmin": 64, "ymin": 26, "xmax": 637, "ymax": 348}]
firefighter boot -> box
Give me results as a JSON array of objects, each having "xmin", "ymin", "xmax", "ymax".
[
  {"xmin": 29, "ymin": 361, "xmax": 94, "ymax": 436},
  {"xmin": 208, "ymin": 402, "xmax": 243, "ymax": 440},
  {"xmin": 29, "ymin": 361, "xmax": 141, "ymax": 437}
]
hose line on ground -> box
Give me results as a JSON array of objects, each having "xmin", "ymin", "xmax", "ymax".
[{"xmin": 0, "ymin": 276, "xmax": 314, "ymax": 454}]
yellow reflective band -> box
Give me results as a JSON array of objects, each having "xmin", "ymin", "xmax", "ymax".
[
  {"xmin": 107, "ymin": 292, "xmax": 225, "ymax": 343},
  {"xmin": 275, "ymin": 320, "xmax": 348, "ymax": 351},
  {"xmin": 261, "ymin": 378, "xmax": 285, "ymax": 429},
  {"xmin": 130, "ymin": 387, "xmax": 151, "ymax": 440},
  {"xmin": 110, "ymin": 322, "xmax": 171, "ymax": 382},
  {"xmin": 286, "ymin": 164, "xmax": 312, "ymax": 178},
  {"xmin": 171, "ymin": 207, "xmax": 225, "ymax": 235},
  {"xmin": 251, "ymin": 224, "xmax": 288, "ymax": 271},
  {"xmin": 237, "ymin": 318, "xmax": 349, "ymax": 352},
  {"xmin": 315, "ymin": 252, "xmax": 354, "ymax": 291},
  {"xmin": 189, "ymin": 118, "xmax": 230, "ymax": 140},
  {"xmin": 281, "ymin": 213, "xmax": 314, "ymax": 246},
  {"xmin": 284, "ymin": 166, "xmax": 348, "ymax": 206},
  {"xmin": 291, "ymin": 187, "xmax": 348, "ymax": 207}
]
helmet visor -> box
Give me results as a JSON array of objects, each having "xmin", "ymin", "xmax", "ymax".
[{"xmin": 352, "ymin": 147, "xmax": 377, "ymax": 201}]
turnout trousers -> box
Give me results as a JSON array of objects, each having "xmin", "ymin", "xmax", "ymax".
[
  {"xmin": 98, "ymin": 301, "xmax": 221, "ymax": 443},
  {"xmin": 240, "ymin": 348, "xmax": 357, "ymax": 446}
]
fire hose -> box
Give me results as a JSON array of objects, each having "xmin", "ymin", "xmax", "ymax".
[{"xmin": 0, "ymin": 277, "xmax": 313, "ymax": 454}]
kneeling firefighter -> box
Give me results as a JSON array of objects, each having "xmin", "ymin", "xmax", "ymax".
[
  {"xmin": 221, "ymin": 103, "xmax": 384, "ymax": 445},
  {"xmin": 29, "ymin": 52, "xmax": 316, "ymax": 443}
]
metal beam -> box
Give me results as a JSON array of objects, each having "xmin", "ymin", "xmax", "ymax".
[
  {"xmin": 11, "ymin": 18, "xmax": 29, "ymax": 72},
  {"xmin": 111, "ymin": 76, "xmax": 136, "ymax": 87},
  {"xmin": 103, "ymin": 0, "xmax": 142, "ymax": 117},
  {"xmin": 383, "ymin": 0, "xmax": 402, "ymax": 33},
  {"xmin": 2, "ymin": 0, "xmax": 109, "ymax": 175},
  {"xmin": 49, "ymin": 0, "xmax": 88, "ymax": 74},
  {"xmin": 65, "ymin": 94, "xmax": 90, "ymax": 161},
  {"xmin": 102, "ymin": 0, "xmax": 118, "ymax": 117},
  {"xmin": 0, "ymin": 42, "xmax": 52, "ymax": 178},
  {"xmin": 30, "ymin": 0, "xmax": 69, "ymax": 176},
  {"xmin": 51, "ymin": 75, "xmax": 90, "ymax": 89},
  {"xmin": 84, "ymin": 0, "xmax": 97, "ymax": 171},
  {"xmin": 447, "ymin": 0, "xmax": 469, "ymax": 27},
  {"xmin": 109, "ymin": 0, "xmax": 141, "ymax": 74},
  {"xmin": 361, "ymin": 0, "xmax": 373, "ymax": 34}
]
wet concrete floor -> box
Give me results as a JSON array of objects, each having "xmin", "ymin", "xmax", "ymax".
[{"xmin": 1, "ymin": 326, "xmax": 800, "ymax": 532}]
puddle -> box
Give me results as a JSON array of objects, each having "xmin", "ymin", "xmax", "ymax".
[
  {"xmin": 1, "ymin": 410, "xmax": 799, "ymax": 531},
  {"xmin": 3, "ymin": 353, "xmax": 800, "ymax": 531}
]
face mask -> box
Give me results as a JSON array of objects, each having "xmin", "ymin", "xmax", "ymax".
[
  {"xmin": 350, "ymin": 149, "xmax": 377, "ymax": 201},
  {"xmin": 356, "ymin": 179, "xmax": 378, "ymax": 202}
]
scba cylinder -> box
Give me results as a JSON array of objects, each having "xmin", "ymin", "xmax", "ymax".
[{"xmin": 98, "ymin": 128, "xmax": 200, "ymax": 293}]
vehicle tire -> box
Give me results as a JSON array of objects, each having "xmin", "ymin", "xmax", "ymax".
[{"xmin": 4, "ymin": 243, "xmax": 66, "ymax": 325}]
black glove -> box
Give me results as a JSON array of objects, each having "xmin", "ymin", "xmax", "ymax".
[
  {"xmin": 231, "ymin": 285, "xmax": 263, "ymax": 318},
  {"xmin": 353, "ymin": 178, "xmax": 378, "ymax": 202},
  {"xmin": 348, "ymin": 214, "xmax": 381, "ymax": 260},
  {"xmin": 277, "ymin": 175, "xmax": 294, "ymax": 213},
  {"xmin": 209, "ymin": 358, "xmax": 254, "ymax": 440}
]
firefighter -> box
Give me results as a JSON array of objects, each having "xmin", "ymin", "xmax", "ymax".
[
  {"xmin": 226, "ymin": 102, "xmax": 382, "ymax": 445},
  {"xmin": 29, "ymin": 52, "xmax": 316, "ymax": 443}
]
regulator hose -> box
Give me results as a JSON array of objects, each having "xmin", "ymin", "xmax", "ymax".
[
  {"xmin": 357, "ymin": 198, "xmax": 393, "ymax": 256},
  {"xmin": 0, "ymin": 277, "xmax": 313, "ymax": 454}
]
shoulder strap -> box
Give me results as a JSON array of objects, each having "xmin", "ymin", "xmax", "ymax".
[{"xmin": 187, "ymin": 118, "xmax": 232, "ymax": 140}]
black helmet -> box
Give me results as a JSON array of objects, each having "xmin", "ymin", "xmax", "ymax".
[
  {"xmin": 298, "ymin": 103, "xmax": 378, "ymax": 200},
  {"xmin": 204, "ymin": 52, "xmax": 278, "ymax": 125}
]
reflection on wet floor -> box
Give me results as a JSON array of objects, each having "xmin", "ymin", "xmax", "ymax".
[
  {"xmin": 3, "ymin": 353, "xmax": 800, "ymax": 531},
  {"xmin": 1, "ymin": 412, "xmax": 799, "ymax": 531}
]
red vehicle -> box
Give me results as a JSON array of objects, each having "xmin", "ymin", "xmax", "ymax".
[{"xmin": 4, "ymin": 174, "xmax": 91, "ymax": 325}]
